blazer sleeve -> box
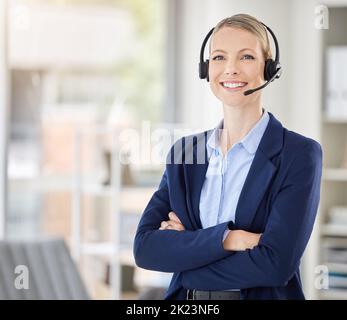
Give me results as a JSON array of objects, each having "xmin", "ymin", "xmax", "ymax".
[
  {"xmin": 133, "ymin": 169, "xmax": 231, "ymax": 273},
  {"xmin": 182, "ymin": 141, "xmax": 323, "ymax": 289}
]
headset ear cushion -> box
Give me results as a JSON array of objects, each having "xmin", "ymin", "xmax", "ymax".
[
  {"xmin": 264, "ymin": 59, "xmax": 278, "ymax": 81},
  {"xmin": 199, "ymin": 60, "xmax": 209, "ymax": 80},
  {"xmin": 206, "ymin": 59, "xmax": 209, "ymax": 82}
]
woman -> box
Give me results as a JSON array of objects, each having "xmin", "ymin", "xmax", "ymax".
[{"xmin": 133, "ymin": 14, "xmax": 322, "ymax": 300}]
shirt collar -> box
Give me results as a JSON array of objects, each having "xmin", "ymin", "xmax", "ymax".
[{"xmin": 207, "ymin": 109, "xmax": 270, "ymax": 157}]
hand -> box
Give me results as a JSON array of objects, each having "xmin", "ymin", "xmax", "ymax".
[
  {"xmin": 159, "ymin": 211, "xmax": 185, "ymax": 231},
  {"xmin": 223, "ymin": 230, "xmax": 262, "ymax": 251}
]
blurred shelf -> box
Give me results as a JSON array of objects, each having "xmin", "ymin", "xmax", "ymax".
[
  {"xmin": 319, "ymin": 289, "xmax": 347, "ymax": 300},
  {"xmin": 9, "ymin": 176, "xmax": 75, "ymax": 192},
  {"xmin": 323, "ymin": 115, "xmax": 347, "ymax": 124},
  {"xmin": 323, "ymin": 168, "xmax": 347, "ymax": 181},
  {"xmin": 322, "ymin": 237, "xmax": 347, "ymax": 247},
  {"xmin": 321, "ymin": 224, "xmax": 347, "ymax": 236},
  {"xmin": 81, "ymin": 242, "xmax": 119, "ymax": 255},
  {"xmin": 325, "ymin": 263, "xmax": 347, "ymax": 274},
  {"xmin": 8, "ymin": 176, "xmax": 114, "ymax": 194},
  {"xmin": 81, "ymin": 242, "xmax": 135, "ymax": 266},
  {"xmin": 9, "ymin": 176, "xmax": 155, "ymax": 215}
]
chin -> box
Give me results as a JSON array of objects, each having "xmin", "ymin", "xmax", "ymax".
[{"xmin": 220, "ymin": 96, "xmax": 248, "ymax": 108}]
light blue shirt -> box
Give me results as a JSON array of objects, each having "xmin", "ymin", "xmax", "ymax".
[{"xmin": 199, "ymin": 110, "xmax": 270, "ymax": 233}]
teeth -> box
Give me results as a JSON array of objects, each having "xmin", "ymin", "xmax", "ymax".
[{"xmin": 222, "ymin": 82, "xmax": 246, "ymax": 88}]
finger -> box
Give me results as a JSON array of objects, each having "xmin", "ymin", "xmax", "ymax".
[
  {"xmin": 168, "ymin": 211, "xmax": 182, "ymax": 223},
  {"xmin": 160, "ymin": 221, "xmax": 169, "ymax": 229},
  {"xmin": 159, "ymin": 220, "xmax": 185, "ymax": 231},
  {"xmin": 166, "ymin": 220, "xmax": 185, "ymax": 231},
  {"xmin": 166, "ymin": 225, "xmax": 182, "ymax": 231}
]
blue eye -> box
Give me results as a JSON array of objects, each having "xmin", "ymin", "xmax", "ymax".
[
  {"xmin": 241, "ymin": 54, "xmax": 255, "ymax": 60},
  {"xmin": 212, "ymin": 55, "xmax": 224, "ymax": 61}
]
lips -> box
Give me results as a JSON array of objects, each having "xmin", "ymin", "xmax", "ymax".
[{"xmin": 220, "ymin": 81, "xmax": 248, "ymax": 91}]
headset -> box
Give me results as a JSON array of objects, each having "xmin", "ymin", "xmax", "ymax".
[{"xmin": 198, "ymin": 22, "xmax": 282, "ymax": 96}]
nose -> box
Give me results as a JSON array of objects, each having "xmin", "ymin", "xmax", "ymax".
[{"xmin": 224, "ymin": 58, "xmax": 240, "ymax": 76}]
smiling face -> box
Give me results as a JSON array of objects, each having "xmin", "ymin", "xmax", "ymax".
[{"xmin": 209, "ymin": 26, "xmax": 266, "ymax": 108}]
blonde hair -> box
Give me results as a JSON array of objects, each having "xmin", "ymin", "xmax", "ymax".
[{"xmin": 211, "ymin": 14, "xmax": 272, "ymax": 60}]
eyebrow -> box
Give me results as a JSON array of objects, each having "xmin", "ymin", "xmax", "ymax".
[{"xmin": 211, "ymin": 48, "xmax": 256, "ymax": 54}]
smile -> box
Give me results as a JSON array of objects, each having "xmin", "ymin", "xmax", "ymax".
[{"xmin": 220, "ymin": 81, "xmax": 248, "ymax": 91}]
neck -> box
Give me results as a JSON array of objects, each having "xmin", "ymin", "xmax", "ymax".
[{"xmin": 220, "ymin": 102, "xmax": 263, "ymax": 152}]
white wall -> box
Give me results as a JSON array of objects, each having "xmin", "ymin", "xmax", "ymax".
[
  {"xmin": 289, "ymin": 0, "xmax": 322, "ymax": 141},
  {"xmin": 289, "ymin": 1, "xmax": 323, "ymax": 299}
]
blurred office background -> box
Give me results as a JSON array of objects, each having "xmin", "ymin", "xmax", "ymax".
[{"xmin": 0, "ymin": 0, "xmax": 347, "ymax": 300}]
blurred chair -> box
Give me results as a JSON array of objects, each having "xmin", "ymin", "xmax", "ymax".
[{"xmin": 0, "ymin": 237, "xmax": 89, "ymax": 300}]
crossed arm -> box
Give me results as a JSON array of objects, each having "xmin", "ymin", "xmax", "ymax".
[{"xmin": 159, "ymin": 211, "xmax": 261, "ymax": 251}]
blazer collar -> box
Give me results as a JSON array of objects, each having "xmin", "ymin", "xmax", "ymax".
[
  {"xmin": 257, "ymin": 112, "xmax": 283, "ymax": 159},
  {"xmin": 186, "ymin": 112, "xmax": 284, "ymax": 230}
]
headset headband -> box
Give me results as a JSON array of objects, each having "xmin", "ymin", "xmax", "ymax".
[{"xmin": 199, "ymin": 22, "xmax": 280, "ymax": 67}]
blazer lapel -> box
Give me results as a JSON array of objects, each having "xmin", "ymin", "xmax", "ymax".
[
  {"xmin": 234, "ymin": 113, "xmax": 284, "ymax": 230},
  {"xmin": 234, "ymin": 152, "xmax": 276, "ymax": 229},
  {"xmin": 184, "ymin": 130, "xmax": 212, "ymax": 230}
]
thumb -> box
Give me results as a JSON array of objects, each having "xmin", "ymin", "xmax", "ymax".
[{"xmin": 168, "ymin": 211, "xmax": 182, "ymax": 223}]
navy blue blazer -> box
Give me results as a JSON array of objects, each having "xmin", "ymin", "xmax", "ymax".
[{"xmin": 133, "ymin": 112, "xmax": 323, "ymax": 300}]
